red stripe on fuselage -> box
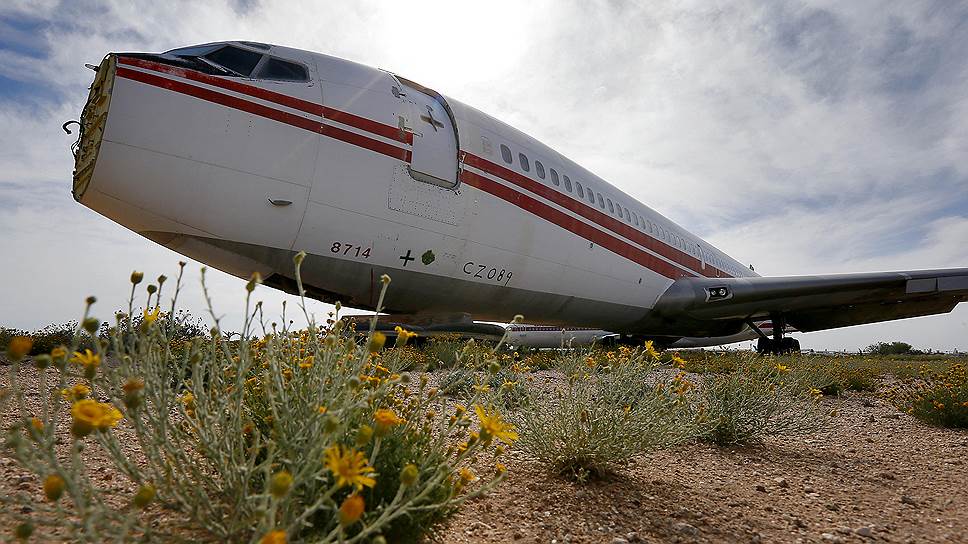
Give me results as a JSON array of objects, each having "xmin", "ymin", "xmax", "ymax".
[
  {"xmin": 115, "ymin": 66, "xmax": 412, "ymax": 162},
  {"xmin": 460, "ymin": 170, "xmax": 694, "ymax": 279},
  {"xmin": 463, "ymin": 153, "xmax": 730, "ymax": 279},
  {"xmin": 115, "ymin": 57, "xmax": 730, "ymax": 280},
  {"xmin": 117, "ymin": 56, "xmax": 413, "ymax": 145}
]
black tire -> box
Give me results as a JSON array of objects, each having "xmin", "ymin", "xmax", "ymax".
[{"xmin": 757, "ymin": 337, "xmax": 773, "ymax": 354}]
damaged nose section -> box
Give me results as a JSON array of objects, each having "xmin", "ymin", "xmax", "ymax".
[{"xmin": 70, "ymin": 54, "xmax": 116, "ymax": 201}]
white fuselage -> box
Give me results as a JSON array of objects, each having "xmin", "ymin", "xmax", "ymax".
[{"xmin": 74, "ymin": 42, "xmax": 759, "ymax": 342}]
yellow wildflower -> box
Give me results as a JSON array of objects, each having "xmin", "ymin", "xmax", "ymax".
[
  {"xmin": 459, "ymin": 467, "xmax": 477, "ymax": 484},
  {"xmin": 269, "ymin": 471, "xmax": 293, "ymax": 499},
  {"xmin": 374, "ymin": 408, "xmax": 405, "ymax": 434},
  {"xmin": 324, "ymin": 444, "xmax": 377, "ymax": 490},
  {"xmin": 495, "ymin": 463, "xmax": 507, "ymax": 475},
  {"xmin": 6, "ymin": 336, "xmax": 33, "ymax": 360},
  {"xmin": 43, "ymin": 474, "xmax": 65, "ymax": 501},
  {"xmin": 143, "ymin": 307, "xmax": 161, "ymax": 325},
  {"xmin": 671, "ymin": 353, "xmax": 687, "ymax": 369},
  {"xmin": 393, "ymin": 326, "xmax": 418, "ymax": 347},
  {"xmin": 259, "ymin": 530, "xmax": 287, "ymax": 544},
  {"xmin": 61, "ymin": 383, "xmax": 91, "ymax": 402},
  {"xmin": 70, "ymin": 399, "xmax": 122, "ymax": 437},
  {"xmin": 299, "ymin": 356, "xmax": 314, "ymax": 369},
  {"xmin": 367, "ymin": 332, "xmax": 386, "ymax": 353},
  {"xmin": 644, "ymin": 340, "xmax": 660, "ymax": 360},
  {"xmin": 50, "ymin": 346, "xmax": 68, "ymax": 361},
  {"xmin": 133, "ymin": 484, "xmax": 155, "ymax": 508},
  {"xmin": 70, "ymin": 349, "xmax": 100, "ymax": 373},
  {"xmin": 30, "ymin": 417, "xmax": 44, "ymax": 433},
  {"xmin": 776, "ymin": 364, "xmax": 789, "ymax": 373},
  {"xmin": 317, "ymin": 405, "xmax": 328, "ymax": 415},
  {"xmin": 474, "ymin": 405, "xmax": 518, "ymax": 445},
  {"xmin": 339, "ymin": 494, "xmax": 365, "ymax": 526}
]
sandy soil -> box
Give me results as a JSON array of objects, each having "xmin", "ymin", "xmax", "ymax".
[{"xmin": 3, "ymin": 360, "xmax": 967, "ymax": 543}]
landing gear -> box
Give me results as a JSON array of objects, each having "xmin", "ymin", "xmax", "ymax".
[
  {"xmin": 749, "ymin": 315, "xmax": 800, "ymax": 355},
  {"xmin": 756, "ymin": 336, "xmax": 800, "ymax": 355}
]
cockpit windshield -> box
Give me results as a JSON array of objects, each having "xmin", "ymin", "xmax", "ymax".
[{"xmin": 159, "ymin": 43, "xmax": 309, "ymax": 82}]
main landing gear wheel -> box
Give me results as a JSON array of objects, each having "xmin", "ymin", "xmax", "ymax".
[
  {"xmin": 752, "ymin": 316, "xmax": 800, "ymax": 355},
  {"xmin": 756, "ymin": 337, "xmax": 800, "ymax": 355}
]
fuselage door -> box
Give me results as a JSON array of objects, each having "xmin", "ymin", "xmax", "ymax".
[{"xmin": 403, "ymin": 84, "xmax": 458, "ymax": 188}]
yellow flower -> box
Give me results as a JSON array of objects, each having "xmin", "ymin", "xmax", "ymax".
[
  {"xmin": 495, "ymin": 463, "xmax": 507, "ymax": 475},
  {"xmin": 644, "ymin": 340, "xmax": 660, "ymax": 360},
  {"xmin": 374, "ymin": 408, "xmax": 405, "ymax": 434},
  {"xmin": 367, "ymin": 332, "xmax": 387, "ymax": 353},
  {"xmin": 400, "ymin": 464, "xmax": 419, "ymax": 486},
  {"xmin": 474, "ymin": 405, "xmax": 518, "ymax": 445},
  {"xmin": 133, "ymin": 484, "xmax": 155, "ymax": 508},
  {"xmin": 70, "ymin": 399, "xmax": 122, "ymax": 437},
  {"xmin": 394, "ymin": 326, "xmax": 418, "ymax": 347},
  {"xmin": 30, "ymin": 417, "xmax": 44, "ymax": 433},
  {"xmin": 43, "ymin": 474, "xmax": 65, "ymax": 501},
  {"xmin": 776, "ymin": 364, "xmax": 789, "ymax": 373},
  {"xmin": 269, "ymin": 471, "xmax": 293, "ymax": 499},
  {"xmin": 459, "ymin": 467, "xmax": 477, "ymax": 484},
  {"xmin": 299, "ymin": 356, "xmax": 314, "ymax": 369},
  {"xmin": 671, "ymin": 354, "xmax": 687, "ymax": 369},
  {"xmin": 70, "ymin": 349, "xmax": 100, "ymax": 372},
  {"xmin": 6, "ymin": 336, "xmax": 33, "ymax": 360},
  {"xmin": 317, "ymin": 405, "xmax": 328, "ymax": 415},
  {"xmin": 339, "ymin": 494, "xmax": 365, "ymax": 526},
  {"xmin": 143, "ymin": 307, "xmax": 161, "ymax": 325},
  {"xmin": 260, "ymin": 530, "xmax": 287, "ymax": 544},
  {"xmin": 61, "ymin": 383, "xmax": 91, "ymax": 402},
  {"xmin": 324, "ymin": 444, "xmax": 377, "ymax": 490}
]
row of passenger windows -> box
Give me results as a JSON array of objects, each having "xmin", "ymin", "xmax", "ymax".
[{"xmin": 497, "ymin": 141, "xmax": 742, "ymax": 275}]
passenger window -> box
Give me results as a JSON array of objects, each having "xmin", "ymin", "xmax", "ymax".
[
  {"xmin": 563, "ymin": 175, "xmax": 572, "ymax": 192},
  {"xmin": 597, "ymin": 194, "xmax": 605, "ymax": 209},
  {"xmin": 615, "ymin": 203, "xmax": 622, "ymax": 218},
  {"xmin": 204, "ymin": 45, "xmax": 264, "ymax": 77},
  {"xmin": 256, "ymin": 57, "xmax": 308, "ymax": 81},
  {"xmin": 607, "ymin": 199, "xmax": 614, "ymax": 213},
  {"xmin": 632, "ymin": 212, "xmax": 639, "ymax": 226},
  {"xmin": 624, "ymin": 208, "xmax": 631, "ymax": 222},
  {"xmin": 575, "ymin": 181, "xmax": 584, "ymax": 198},
  {"xmin": 535, "ymin": 161, "xmax": 546, "ymax": 179},
  {"xmin": 519, "ymin": 153, "xmax": 530, "ymax": 172},
  {"xmin": 550, "ymin": 168, "xmax": 560, "ymax": 186},
  {"xmin": 501, "ymin": 145, "xmax": 512, "ymax": 164},
  {"xmin": 587, "ymin": 188, "xmax": 596, "ymax": 204}
]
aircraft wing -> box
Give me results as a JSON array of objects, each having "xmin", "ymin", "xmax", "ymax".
[{"xmin": 648, "ymin": 268, "xmax": 968, "ymax": 335}]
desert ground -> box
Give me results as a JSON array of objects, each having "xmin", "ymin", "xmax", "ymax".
[{"xmin": 3, "ymin": 354, "xmax": 966, "ymax": 544}]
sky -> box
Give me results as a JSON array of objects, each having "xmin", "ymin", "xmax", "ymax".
[{"xmin": 0, "ymin": 0, "xmax": 966, "ymax": 351}]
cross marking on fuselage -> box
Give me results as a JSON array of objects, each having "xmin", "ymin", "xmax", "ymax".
[
  {"xmin": 399, "ymin": 249, "xmax": 415, "ymax": 266},
  {"xmin": 420, "ymin": 105, "xmax": 443, "ymax": 132}
]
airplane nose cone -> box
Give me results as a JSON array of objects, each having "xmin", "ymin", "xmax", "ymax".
[{"xmin": 72, "ymin": 54, "xmax": 116, "ymax": 202}]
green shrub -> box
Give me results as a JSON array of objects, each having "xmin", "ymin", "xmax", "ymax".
[
  {"xmin": 514, "ymin": 346, "xmax": 708, "ymax": 481},
  {"xmin": 699, "ymin": 356, "xmax": 828, "ymax": 445},
  {"xmin": 888, "ymin": 363, "xmax": 968, "ymax": 428},
  {"xmin": 1, "ymin": 258, "xmax": 509, "ymax": 542}
]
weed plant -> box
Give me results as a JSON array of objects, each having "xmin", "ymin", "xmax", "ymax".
[
  {"xmin": 514, "ymin": 344, "xmax": 708, "ymax": 481},
  {"xmin": 888, "ymin": 363, "xmax": 968, "ymax": 428},
  {"xmin": 2, "ymin": 256, "xmax": 511, "ymax": 543},
  {"xmin": 698, "ymin": 354, "xmax": 828, "ymax": 445}
]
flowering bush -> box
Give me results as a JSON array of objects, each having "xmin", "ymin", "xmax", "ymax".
[
  {"xmin": 2, "ymin": 255, "xmax": 509, "ymax": 542},
  {"xmin": 888, "ymin": 363, "xmax": 968, "ymax": 428},
  {"xmin": 513, "ymin": 345, "xmax": 709, "ymax": 481},
  {"xmin": 698, "ymin": 354, "xmax": 829, "ymax": 445}
]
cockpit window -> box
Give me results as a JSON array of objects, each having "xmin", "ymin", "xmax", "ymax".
[
  {"xmin": 166, "ymin": 44, "xmax": 221, "ymax": 57},
  {"xmin": 256, "ymin": 57, "xmax": 309, "ymax": 81},
  {"xmin": 204, "ymin": 46, "xmax": 263, "ymax": 77}
]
